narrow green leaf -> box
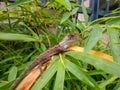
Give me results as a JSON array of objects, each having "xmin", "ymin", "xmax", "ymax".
[
  {"xmin": 113, "ymin": 81, "xmax": 120, "ymax": 90},
  {"xmin": 76, "ymin": 20, "xmax": 85, "ymax": 32},
  {"xmin": 99, "ymin": 75, "xmax": 118, "ymax": 89},
  {"xmin": 84, "ymin": 25, "xmax": 102, "ymax": 52},
  {"xmin": 81, "ymin": 0, "xmax": 88, "ymax": 23},
  {"xmin": 24, "ymin": 50, "xmax": 36, "ymax": 61},
  {"xmin": 31, "ymin": 58, "xmax": 58, "ymax": 90},
  {"xmin": 0, "ymin": 32, "xmax": 39, "ymax": 42},
  {"xmin": 0, "ymin": 82, "xmax": 8, "ymax": 87},
  {"xmin": 23, "ymin": 24, "xmax": 40, "ymax": 39},
  {"xmin": 64, "ymin": 59, "xmax": 99, "ymax": 88},
  {"xmin": 3, "ymin": 0, "xmax": 32, "ymax": 9},
  {"xmin": 70, "ymin": 7, "xmax": 79, "ymax": 15},
  {"xmin": 56, "ymin": 0, "xmax": 71, "ymax": 10},
  {"xmin": 40, "ymin": 43, "xmax": 47, "ymax": 51},
  {"xmin": 66, "ymin": 51, "xmax": 120, "ymax": 76},
  {"xmin": 110, "ymin": 25, "xmax": 120, "ymax": 29},
  {"xmin": 53, "ymin": 61, "xmax": 65, "ymax": 90},
  {"xmin": 8, "ymin": 66, "xmax": 17, "ymax": 81},
  {"xmin": 60, "ymin": 12, "xmax": 71, "ymax": 24},
  {"xmin": 63, "ymin": 0, "xmax": 71, "ymax": 10},
  {"xmin": 90, "ymin": 16, "xmax": 120, "ymax": 25},
  {"xmin": 106, "ymin": 16, "xmax": 120, "ymax": 25},
  {"xmin": 0, "ymin": 81, "xmax": 13, "ymax": 90},
  {"xmin": 0, "ymin": 56, "xmax": 22, "ymax": 64},
  {"xmin": 107, "ymin": 28, "xmax": 120, "ymax": 62}
]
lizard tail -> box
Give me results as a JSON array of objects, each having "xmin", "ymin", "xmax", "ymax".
[{"xmin": 9, "ymin": 63, "xmax": 37, "ymax": 90}]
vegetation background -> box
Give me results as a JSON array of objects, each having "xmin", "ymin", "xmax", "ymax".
[{"xmin": 0, "ymin": 0, "xmax": 120, "ymax": 90}]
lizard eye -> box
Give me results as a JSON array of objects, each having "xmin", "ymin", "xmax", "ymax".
[{"xmin": 68, "ymin": 33, "xmax": 78, "ymax": 40}]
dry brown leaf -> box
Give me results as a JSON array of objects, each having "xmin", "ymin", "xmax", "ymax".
[{"xmin": 68, "ymin": 46, "xmax": 113, "ymax": 61}]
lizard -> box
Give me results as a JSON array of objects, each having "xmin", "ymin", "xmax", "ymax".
[{"xmin": 9, "ymin": 33, "xmax": 78, "ymax": 90}]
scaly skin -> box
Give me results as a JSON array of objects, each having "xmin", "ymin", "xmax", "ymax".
[{"xmin": 9, "ymin": 33, "xmax": 78, "ymax": 90}]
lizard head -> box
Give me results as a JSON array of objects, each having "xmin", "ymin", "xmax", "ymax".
[{"xmin": 59, "ymin": 33, "xmax": 79, "ymax": 49}]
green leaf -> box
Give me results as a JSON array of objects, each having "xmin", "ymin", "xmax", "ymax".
[
  {"xmin": 63, "ymin": 0, "xmax": 71, "ymax": 10},
  {"xmin": 66, "ymin": 51, "xmax": 120, "ymax": 76},
  {"xmin": 84, "ymin": 25, "xmax": 102, "ymax": 52},
  {"xmin": 40, "ymin": 43, "xmax": 47, "ymax": 51},
  {"xmin": 70, "ymin": 7, "xmax": 79, "ymax": 15},
  {"xmin": 0, "ymin": 32, "xmax": 39, "ymax": 42},
  {"xmin": 81, "ymin": 0, "xmax": 88, "ymax": 24},
  {"xmin": 99, "ymin": 75, "xmax": 118, "ymax": 89},
  {"xmin": 60, "ymin": 12, "xmax": 71, "ymax": 24},
  {"xmin": 0, "ymin": 56, "xmax": 22, "ymax": 64},
  {"xmin": 0, "ymin": 81, "xmax": 13, "ymax": 90},
  {"xmin": 56, "ymin": 0, "xmax": 71, "ymax": 10},
  {"xmin": 107, "ymin": 28, "xmax": 120, "ymax": 63},
  {"xmin": 8, "ymin": 66, "xmax": 17, "ymax": 81},
  {"xmin": 31, "ymin": 58, "xmax": 58, "ymax": 90},
  {"xmin": 64, "ymin": 59, "xmax": 99, "ymax": 88},
  {"xmin": 53, "ymin": 61, "xmax": 65, "ymax": 90},
  {"xmin": 106, "ymin": 16, "xmax": 120, "ymax": 25},
  {"xmin": 23, "ymin": 24, "xmax": 39, "ymax": 39},
  {"xmin": 3, "ymin": 0, "xmax": 32, "ymax": 9},
  {"xmin": 90, "ymin": 16, "xmax": 120, "ymax": 25},
  {"xmin": 76, "ymin": 20, "xmax": 85, "ymax": 32},
  {"xmin": 113, "ymin": 81, "xmax": 120, "ymax": 90}
]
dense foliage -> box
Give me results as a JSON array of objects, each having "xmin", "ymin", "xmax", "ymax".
[{"xmin": 0, "ymin": 0, "xmax": 120, "ymax": 90}]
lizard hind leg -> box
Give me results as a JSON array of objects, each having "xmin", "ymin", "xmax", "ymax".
[
  {"xmin": 38, "ymin": 63, "xmax": 43, "ymax": 74},
  {"xmin": 38, "ymin": 57, "xmax": 51, "ymax": 74}
]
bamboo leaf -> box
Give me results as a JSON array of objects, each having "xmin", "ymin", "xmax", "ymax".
[
  {"xmin": 107, "ymin": 28, "xmax": 120, "ymax": 63},
  {"xmin": 56, "ymin": 0, "xmax": 71, "ymax": 10},
  {"xmin": 110, "ymin": 25, "xmax": 120, "ymax": 29},
  {"xmin": 53, "ymin": 61, "xmax": 65, "ymax": 90},
  {"xmin": 3, "ymin": 0, "xmax": 32, "ymax": 9},
  {"xmin": 60, "ymin": 12, "xmax": 70, "ymax": 24},
  {"xmin": 23, "ymin": 24, "xmax": 39, "ymax": 39},
  {"xmin": 70, "ymin": 7, "xmax": 79, "ymax": 15},
  {"xmin": 81, "ymin": 0, "xmax": 88, "ymax": 23},
  {"xmin": 0, "ymin": 32, "xmax": 39, "ymax": 42},
  {"xmin": 106, "ymin": 16, "xmax": 120, "ymax": 25},
  {"xmin": 113, "ymin": 81, "xmax": 120, "ymax": 90},
  {"xmin": 63, "ymin": 0, "xmax": 71, "ymax": 10},
  {"xmin": 84, "ymin": 25, "xmax": 102, "ymax": 52},
  {"xmin": 40, "ymin": 43, "xmax": 47, "ymax": 51},
  {"xmin": 0, "ymin": 81, "xmax": 13, "ymax": 90},
  {"xmin": 90, "ymin": 16, "xmax": 120, "ymax": 25},
  {"xmin": 76, "ymin": 20, "xmax": 85, "ymax": 32},
  {"xmin": 65, "ymin": 51, "xmax": 120, "ymax": 76},
  {"xmin": 64, "ymin": 59, "xmax": 99, "ymax": 88},
  {"xmin": 99, "ymin": 75, "xmax": 118, "ymax": 89},
  {"xmin": 8, "ymin": 66, "xmax": 17, "ymax": 81}
]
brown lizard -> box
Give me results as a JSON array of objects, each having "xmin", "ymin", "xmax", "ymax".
[{"xmin": 9, "ymin": 33, "xmax": 78, "ymax": 90}]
